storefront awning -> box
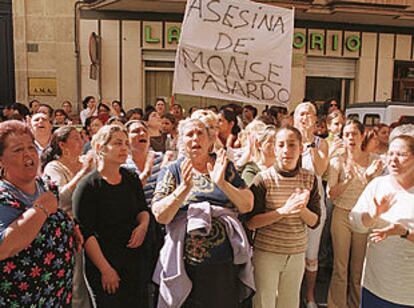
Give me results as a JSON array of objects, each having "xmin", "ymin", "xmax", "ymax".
[
  {"xmin": 84, "ymin": 0, "xmax": 186, "ymax": 13},
  {"xmin": 84, "ymin": 0, "xmax": 414, "ymax": 28}
]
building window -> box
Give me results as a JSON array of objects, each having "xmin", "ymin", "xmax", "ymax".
[
  {"xmin": 363, "ymin": 114, "xmax": 380, "ymax": 127},
  {"xmin": 393, "ymin": 61, "xmax": 414, "ymax": 102}
]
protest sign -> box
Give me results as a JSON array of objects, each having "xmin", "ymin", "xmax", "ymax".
[{"xmin": 173, "ymin": 0, "xmax": 294, "ymax": 106}]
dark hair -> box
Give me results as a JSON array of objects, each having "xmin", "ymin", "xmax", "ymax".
[
  {"xmin": 188, "ymin": 106, "xmax": 198, "ymax": 115},
  {"xmin": 376, "ymin": 123, "xmax": 389, "ymax": 131},
  {"xmin": 112, "ymin": 100, "xmax": 122, "ymax": 108},
  {"xmin": 126, "ymin": 108, "xmax": 144, "ymax": 120},
  {"xmin": 54, "ymin": 108, "xmax": 68, "ymax": 119},
  {"xmin": 220, "ymin": 108, "xmax": 241, "ymax": 136},
  {"xmin": 145, "ymin": 105, "xmax": 156, "ymax": 114},
  {"xmin": 29, "ymin": 99, "xmax": 40, "ymax": 109},
  {"xmin": 0, "ymin": 120, "xmax": 34, "ymax": 156},
  {"xmin": 84, "ymin": 115, "xmax": 100, "ymax": 131},
  {"xmin": 243, "ymin": 105, "xmax": 258, "ymax": 118},
  {"xmin": 143, "ymin": 109, "xmax": 156, "ymax": 121},
  {"xmin": 107, "ymin": 115, "xmax": 126, "ymax": 125},
  {"xmin": 155, "ymin": 97, "xmax": 166, "ymax": 104},
  {"xmin": 161, "ymin": 113, "xmax": 177, "ymax": 126},
  {"xmin": 39, "ymin": 103, "xmax": 54, "ymax": 118},
  {"xmin": 62, "ymin": 100, "xmax": 72, "ymax": 108},
  {"xmin": 256, "ymin": 115, "xmax": 277, "ymax": 126},
  {"xmin": 361, "ymin": 128, "xmax": 378, "ymax": 151},
  {"xmin": 13, "ymin": 102, "xmax": 31, "ymax": 118},
  {"xmin": 207, "ymin": 105, "xmax": 219, "ymax": 113},
  {"xmin": 266, "ymin": 106, "xmax": 287, "ymax": 123},
  {"xmin": 82, "ymin": 96, "xmax": 95, "ymax": 109},
  {"xmin": 343, "ymin": 119, "xmax": 365, "ymax": 135},
  {"xmin": 41, "ymin": 126, "xmax": 77, "ymax": 171},
  {"xmin": 98, "ymin": 103, "xmax": 110, "ymax": 113},
  {"xmin": 224, "ymin": 103, "xmax": 243, "ymax": 116}
]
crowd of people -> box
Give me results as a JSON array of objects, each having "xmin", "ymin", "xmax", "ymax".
[{"xmin": 0, "ymin": 96, "xmax": 413, "ymax": 308}]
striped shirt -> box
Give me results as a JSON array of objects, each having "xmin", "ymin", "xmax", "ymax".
[{"xmin": 249, "ymin": 166, "xmax": 321, "ymax": 255}]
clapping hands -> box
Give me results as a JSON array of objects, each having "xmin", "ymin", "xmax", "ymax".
[
  {"xmin": 278, "ymin": 188, "xmax": 310, "ymax": 217},
  {"xmin": 207, "ymin": 149, "xmax": 228, "ymax": 188}
]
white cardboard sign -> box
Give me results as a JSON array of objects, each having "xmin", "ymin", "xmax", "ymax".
[{"xmin": 173, "ymin": 0, "xmax": 294, "ymax": 106}]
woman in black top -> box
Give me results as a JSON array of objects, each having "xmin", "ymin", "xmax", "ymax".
[{"xmin": 73, "ymin": 125, "xmax": 150, "ymax": 307}]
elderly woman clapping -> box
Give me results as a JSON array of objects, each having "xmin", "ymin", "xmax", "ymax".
[{"xmin": 152, "ymin": 118, "xmax": 254, "ymax": 308}]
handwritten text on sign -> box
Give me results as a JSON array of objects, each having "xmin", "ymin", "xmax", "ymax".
[{"xmin": 173, "ymin": 0, "xmax": 294, "ymax": 106}]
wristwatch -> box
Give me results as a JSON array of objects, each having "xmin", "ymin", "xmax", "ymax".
[
  {"xmin": 307, "ymin": 142, "xmax": 316, "ymax": 148},
  {"xmin": 401, "ymin": 228, "xmax": 410, "ymax": 239}
]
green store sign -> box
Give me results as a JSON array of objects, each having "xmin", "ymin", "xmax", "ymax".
[
  {"xmin": 144, "ymin": 25, "xmax": 361, "ymax": 52},
  {"xmin": 293, "ymin": 32, "xmax": 361, "ymax": 52}
]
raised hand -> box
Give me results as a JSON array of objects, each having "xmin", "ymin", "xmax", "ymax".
[
  {"xmin": 79, "ymin": 151, "xmax": 95, "ymax": 174},
  {"xmin": 365, "ymin": 159, "xmax": 383, "ymax": 180},
  {"xmin": 181, "ymin": 159, "xmax": 193, "ymax": 190},
  {"xmin": 207, "ymin": 149, "xmax": 228, "ymax": 188},
  {"xmin": 369, "ymin": 223, "xmax": 407, "ymax": 243},
  {"xmin": 226, "ymin": 134, "xmax": 236, "ymax": 149},
  {"xmin": 34, "ymin": 192, "xmax": 58, "ymax": 216},
  {"xmin": 373, "ymin": 193, "xmax": 396, "ymax": 219},
  {"xmin": 143, "ymin": 151, "xmax": 155, "ymax": 176},
  {"xmin": 343, "ymin": 160, "xmax": 355, "ymax": 183}
]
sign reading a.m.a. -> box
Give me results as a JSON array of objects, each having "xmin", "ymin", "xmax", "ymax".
[
  {"xmin": 173, "ymin": 0, "xmax": 294, "ymax": 107},
  {"xmin": 28, "ymin": 78, "xmax": 57, "ymax": 96}
]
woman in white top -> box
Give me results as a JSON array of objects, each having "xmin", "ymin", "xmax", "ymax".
[
  {"xmin": 42, "ymin": 126, "xmax": 94, "ymax": 308},
  {"xmin": 294, "ymin": 102, "xmax": 329, "ymax": 308},
  {"xmin": 80, "ymin": 96, "xmax": 98, "ymax": 126},
  {"xmin": 349, "ymin": 134, "xmax": 414, "ymax": 307}
]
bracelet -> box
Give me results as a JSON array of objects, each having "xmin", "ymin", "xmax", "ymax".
[{"xmin": 33, "ymin": 204, "xmax": 49, "ymax": 217}]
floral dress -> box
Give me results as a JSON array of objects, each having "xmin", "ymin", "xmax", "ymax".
[{"xmin": 0, "ymin": 178, "xmax": 75, "ymax": 307}]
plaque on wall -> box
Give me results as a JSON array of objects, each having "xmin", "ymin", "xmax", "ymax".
[{"xmin": 28, "ymin": 78, "xmax": 57, "ymax": 96}]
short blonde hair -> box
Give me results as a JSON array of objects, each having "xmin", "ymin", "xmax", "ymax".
[
  {"xmin": 294, "ymin": 102, "xmax": 317, "ymax": 118},
  {"xmin": 177, "ymin": 118, "xmax": 213, "ymax": 156},
  {"xmin": 91, "ymin": 124, "xmax": 128, "ymax": 158},
  {"xmin": 191, "ymin": 109, "xmax": 218, "ymax": 129},
  {"xmin": 252, "ymin": 125, "xmax": 277, "ymax": 161}
]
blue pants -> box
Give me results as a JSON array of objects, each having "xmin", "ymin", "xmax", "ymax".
[{"xmin": 361, "ymin": 288, "xmax": 414, "ymax": 308}]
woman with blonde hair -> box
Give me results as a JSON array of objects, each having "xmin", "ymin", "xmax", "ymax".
[
  {"xmin": 241, "ymin": 125, "xmax": 276, "ymax": 186},
  {"xmin": 73, "ymin": 125, "xmax": 150, "ymax": 307}
]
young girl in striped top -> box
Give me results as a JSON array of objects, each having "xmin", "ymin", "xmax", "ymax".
[{"xmin": 248, "ymin": 126, "xmax": 321, "ymax": 308}]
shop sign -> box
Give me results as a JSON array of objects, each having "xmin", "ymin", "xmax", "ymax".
[
  {"xmin": 145, "ymin": 24, "xmax": 361, "ymax": 53},
  {"xmin": 173, "ymin": 0, "xmax": 294, "ymax": 106},
  {"xmin": 293, "ymin": 32, "xmax": 361, "ymax": 52},
  {"xmin": 28, "ymin": 78, "xmax": 57, "ymax": 96}
]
